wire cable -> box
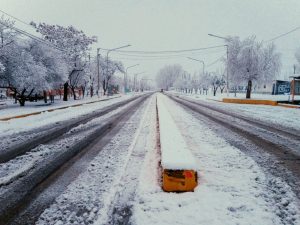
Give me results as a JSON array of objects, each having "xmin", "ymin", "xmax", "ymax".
[
  {"xmin": 264, "ymin": 26, "xmax": 300, "ymax": 43},
  {"xmin": 0, "ymin": 8, "xmax": 33, "ymax": 27},
  {"xmin": 0, "ymin": 20, "xmax": 66, "ymax": 52},
  {"xmin": 206, "ymin": 55, "xmax": 226, "ymax": 68},
  {"xmin": 98, "ymin": 45, "xmax": 226, "ymax": 54}
]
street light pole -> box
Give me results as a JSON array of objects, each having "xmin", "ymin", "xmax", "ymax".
[
  {"xmin": 133, "ymin": 71, "xmax": 146, "ymax": 92},
  {"xmin": 124, "ymin": 64, "xmax": 139, "ymax": 94},
  {"xmin": 208, "ymin": 33, "xmax": 230, "ymax": 96},
  {"xmin": 105, "ymin": 44, "xmax": 131, "ymax": 95},
  {"xmin": 187, "ymin": 57, "xmax": 205, "ymax": 76},
  {"xmin": 97, "ymin": 48, "xmax": 100, "ymax": 97},
  {"xmin": 187, "ymin": 57, "xmax": 205, "ymax": 94}
]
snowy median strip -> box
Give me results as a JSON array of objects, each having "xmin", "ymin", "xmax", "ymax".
[{"xmin": 157, "ymin": 93, "xmax": 198, "ymax": 192}]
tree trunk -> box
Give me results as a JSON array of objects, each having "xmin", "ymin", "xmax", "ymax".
[
  {"xmin": 43, "ymin": 90, "xmax": 47, "ymax": 103},
  {"xmin": 19, "ymin": 98, "xmax": 25, "ymax": 106},
  {"xmin": 81, "ymin": 86, "xmax": 85, "ymax": 99},
  {"xmin": 63, "ymin": 82, "xmax": 68, "ymax": 101},
  {"xmin": 213, "ymin": 87, "xmax": 217, "ymax": 96},
  {"xmin": 71, "ymin": 87, "xmax": 77, "ymax": 100},
  {"xmin": 102, "ymin": 80, "xmax": 107, "ymax": 95},
  {"xmin": 246, "ymin": 80, "xmax": 252, "ymax": 99},
  {"xmin": 90, "ymin": 86, "xmax": 93, "ymax": 97}
]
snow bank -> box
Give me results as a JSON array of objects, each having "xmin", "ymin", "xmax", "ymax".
[
  {"xmin": 170, "ymin": 92, "xmax": 300, "ymax": 132},
  {"xmin": 157, "ymin": 93, "xmax": 197, "ymax": 170}
]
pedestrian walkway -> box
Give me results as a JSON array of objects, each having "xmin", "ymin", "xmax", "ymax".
[{"xmin": 0, "ymin": 96, "xmax": 120, "ymax": 121}]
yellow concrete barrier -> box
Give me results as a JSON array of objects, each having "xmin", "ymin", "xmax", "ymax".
[
  {"xmin": 222, "ymin": 98, "xmax": 278, "ymax": 106},
  {"xmin": 163, "ymin": 169, "xmax": 197, "ymax": 192}
]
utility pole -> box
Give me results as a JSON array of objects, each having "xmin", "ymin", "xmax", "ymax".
[
  {"xmin": 97, "ymin": 48, "xmax": 100, "ymax": 97},
  {"xmin": 226, "ymin": 44, "xmax": 229, "ymax": 97}
]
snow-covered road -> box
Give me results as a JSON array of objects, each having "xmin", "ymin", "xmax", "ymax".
[
  {"xmin": 0, "ymin": 94, "xmax": 151, "ymax": 224},
  {"xmin": 131, "ymin": 93, "xmax": 299, "ymax": 225},
  {"xmin": 0, "ymin": 94, "xmax": 144, "ymax": 154},
  {"xmin": 0, "ymin": 92, "xmax": 299, "ymax": 225}
]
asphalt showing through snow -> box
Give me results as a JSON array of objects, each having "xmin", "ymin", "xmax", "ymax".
[
  {"xmin": 0, "ymin": 94, "xmax": 151, "ymax": 225},
  {"xmin": 0, "ymin": 95, "xmax": 142, "ymax": 163},
  {"xmin": 167, "ymin": 94, "xmax": 300, "ymax": 225}
]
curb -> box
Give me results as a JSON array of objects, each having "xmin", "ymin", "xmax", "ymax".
[
  {"xmin": 206, "ymin": 98, "xmax": 222, "ymax": 102},
  {"xmin": 277, "ymin": 103, "xmax": 300, "ymax": 109}
]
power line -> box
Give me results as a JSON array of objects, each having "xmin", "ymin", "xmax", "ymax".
[
  {"xmin": 0, "ymin": 8, "xmax": 33, "ymax": 27},
  {"xmin": 0, "ymin": 8, "xmax": 67, "ymax": 52},
  {"xmin": 206, "ymin": 54, "xmax": 226, "ymax": 68},
  {"xmin": 0, "ymin": 20, "xmax": 66, "ymax": 52},
  {"xmin": 265, "ymin": 26, "xmax": 300, "ymax": 43},
  {"xmin": 113, "ymin": 48, "xmax": 226, "ymax": 58},
  {"xmin": 98, "ymin": 45, "xmax": 226, "ymax": 54}
]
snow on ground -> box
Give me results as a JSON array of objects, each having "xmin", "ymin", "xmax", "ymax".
[
  {"xmin": 172, "ymin": 91, "xmax": 300, "ymax": 102},
  {"xmin": 35, "ymin": 95, "xmax": 155, "ymax": 225},
  {"xmin": 0, "ymin": 93, "xmax": 145, "ymax": 156},
  {"xmin": 0, "ymin": 95, "xmax": 120, "ymax": 118},
  {"xmin": 156, "ymin": 93, "xmax": 197, "ymax": 170},
  {"xmin": 0, "ymin": 97, "xmax": 143, "ymax": 189},
  {"xmin": 171, "ymin": 91, "xmax": 300, "ymax": 131},
  {"xmin": 0, "ymin": 93, "xmax": 139, "ymax": 137},
  {"xmin": 131, "ymin": 93, "xmax": 300, "ymax": 225}
]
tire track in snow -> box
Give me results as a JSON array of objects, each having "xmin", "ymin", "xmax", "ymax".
[{"xmin": 100, "ymin": 95, "xmax": 156, "ymax": 225}]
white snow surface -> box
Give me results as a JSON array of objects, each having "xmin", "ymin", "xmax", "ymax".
[
  {"xmin": 35, "ymin": 94, "xmax": 154, "ymax": 225},
  {"xmin": 0, "ymin": 93, "xmax": 139, "ymax": 138},
  {"xmin": 170, "ymin": 91, "xmax": 300, "ymax": 131},
  {"xmin": 131, "ymin": 93, "xmax": 300, "ymax": 225},
  {"xmin": 0, "ymin": 98, "xmax": 143, "ymax": 188},
  {"xmin": 2, "ymin": 92, "xmax": 299, "ymax": 225},
  {"xmin": 0, "ymin": 95, "xmax": 121, "ymax": 118},
  {"xmin": 157, "ymin": 93, "xmax": 197, "ymax": 170}
]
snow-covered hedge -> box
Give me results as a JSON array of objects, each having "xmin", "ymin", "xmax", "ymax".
[{"xmin": 157, "ymin": 93, "xmax": 197, "ymax": 170}]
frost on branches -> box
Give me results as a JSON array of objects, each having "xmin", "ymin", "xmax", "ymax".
[
  {"xmin": 225, "ymin": 36, "xmax": 281, "ymax": 98},
  {"xmin": 0, "ymin": 17, "xmax": 67, "ymax": 106},
  {"xmin": 98, "ymin": 55, "xmax": 124, "ymax": 95},
  {"xmin": 31, "ymin": 22, "xmax": 97, "ymax": 100}
]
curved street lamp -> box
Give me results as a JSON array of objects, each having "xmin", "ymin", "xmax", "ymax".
[
  {"xmin": 106, "ymin": 44, "xmax": 131, "ymax": 95},
  {"xmin": 124, "ymin": 64, "xmax": 139, "ymax": 93},
  {"xmin": 208, "ymin": 33, "xmax": 229, "ymax": 96},
  {"xmin": 187, "ymin": 57, "xmax": 205, "ymax": 77},
  {"xmin": 134, "ymin": 71, "xmax": 146, "ymax": 92}
]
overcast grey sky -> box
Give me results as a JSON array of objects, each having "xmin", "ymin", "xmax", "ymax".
[{"xmin": 1, "ymin": 0, "xmax": 300, "ymax": 80}]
